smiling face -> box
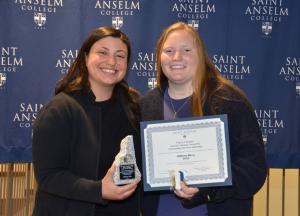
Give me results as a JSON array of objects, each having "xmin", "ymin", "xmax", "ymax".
[
  {"xmin": 160, "ymin": 29, "xmax": 199, "ymax": 87},
  {"xmin": 85, "ymin": 36, "xmax": 128, "ymax": 91}
]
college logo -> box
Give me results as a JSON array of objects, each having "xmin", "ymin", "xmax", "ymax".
[
  {"xmin": 245, "ymin": 0, "xmax": 288, "ymax": 36},
  {"xmin": 112, "ymin": 16, "xmax": 123, "ymax": 29},
  {"xmin": 254, "ymin": 109, "xmax": 284, "ymax": 145},
  {"xmin": 131, "ymin": 51, "xmax": 156, "ymax": 77},
  {"xmin": 212, "ymin": 54, "xmax": 251, "ymax": 81},
  {"xmin": 14, "ymin": 0, "xmax": 64, "ymax": 29},
  {"xmin": 296, "ymin": 82, "xmax": 300, "ymax": 97},
  {"xmin": 131, "ymin": 51, "xmax": 156, "ymax": 89},
  {"xmin": 0, "ymin": 46, "xmax": 23, "ymax": 73},
  {"xmin": 188, "ymin": 20, "xmax": 199, "ymax": 30},
  {"xmin": 262, "ymin": 21, "xmax": 272, "ymax": 35},
  {"xmin": 55, "ymin": 49, "xmax": 78, "ymax": 74},
  {"xmin": 171, "ymin": 0, "xmax": 216, "ymax": 21},
  {"xmin": 0, "ymin": 73, "xmax": 6, "ymax": 88},
  {"xmin": 279, "ymin": 57, "xmax": 300, "ymax": 99},
  {"xmin": 13, "ymin": 103, "xmax": 44, "ymax": 128},
  {"xmin": 279, "ymin": 56, "xmax": 300, "ymax": 82},
  {"xmin": 148, "ymin": 78, "xmax": 157, "ymax": 90},
  {"xmin": 94, "ymin": 0, "xmax": 141, "ymax": 29},
  {"xmin": 262, "ymin": 134, "xmax": 268, "ymax": 145},
  {"xmin": 34, "ymin": 12, "xmax": 47, "ymax": 27}
]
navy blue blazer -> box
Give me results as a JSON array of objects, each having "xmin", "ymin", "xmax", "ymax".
[{"xmin": 140, "ymin": 86, "xmax": 267, "ymax": 216}]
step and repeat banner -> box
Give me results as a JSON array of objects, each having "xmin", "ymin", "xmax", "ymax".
[{"xmin": 0, "ymin": 1, "xmax": 299, "ymax": 168}]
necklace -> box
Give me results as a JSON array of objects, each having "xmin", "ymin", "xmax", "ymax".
[{"xmin": 168, "ymin": 93, "xmax": 191, "ymax": 118}]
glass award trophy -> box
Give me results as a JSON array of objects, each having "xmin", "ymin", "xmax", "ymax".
[{"xmin": 113, "ymin": 135, "xmax": 141, "ymax": 185}]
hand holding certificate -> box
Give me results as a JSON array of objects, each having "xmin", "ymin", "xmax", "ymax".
[{"xmin": 140, "ymin": 114, "xmax": 232, "ymax": 191}]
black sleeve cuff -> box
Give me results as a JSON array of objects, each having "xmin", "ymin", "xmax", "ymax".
[{"xmin": 181, "ymin": 187, "xmax": 220, "ymax": 209}]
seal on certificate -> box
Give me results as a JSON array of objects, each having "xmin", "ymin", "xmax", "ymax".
[{"xmin": 113, "ymin": 135, "xmax": 141, "ymax": 185}]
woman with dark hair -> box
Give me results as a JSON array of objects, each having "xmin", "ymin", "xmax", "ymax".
[
  {"xmin": 141, "ymin": 22, "xmax": 267, "ymax": 216},
  {"xmin": 32, "ymin": 26, "xmax": 141, "ymax": 216}
]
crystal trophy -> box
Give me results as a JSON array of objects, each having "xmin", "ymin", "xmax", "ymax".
[{"xmin": 113, "ymin": 135, "xmax": 141, "ymax": 185}]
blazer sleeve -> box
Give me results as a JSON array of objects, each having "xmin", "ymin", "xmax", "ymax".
[
  {"xmin": 182, "ymin": 99, "xmax": 267, "ymax": 207},
  {"xmin": 32, "ymin": 95, "xmax": 107, "ymax": 205}
]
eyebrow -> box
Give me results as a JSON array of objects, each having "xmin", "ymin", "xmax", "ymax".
[
  {"xmin": 99, "ymin": 46, "xmax": 127, "ymax": 53},
  {"xmin": 116, "ymin": 50, "xmax": 127, "ymax": 53},
  {"xmin": 162, "ymin": 45, "xmax": 192, "ymax": 49}
]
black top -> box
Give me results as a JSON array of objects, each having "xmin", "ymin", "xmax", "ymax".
[
  {"xmin": 140, "ymin": 84, "xmax": 267, "ymax": 216},
  {"xmin": 32, "ymin": 89, "xmax": 141, "ymax": 216},
  {"xmin": 93, "ymin": 96, "xmax": 140, "ymax": 215}
]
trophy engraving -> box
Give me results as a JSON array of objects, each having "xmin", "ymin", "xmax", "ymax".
[{"xmin": 113, "ymin": 135, "xmax": 141, "ymax": 185}]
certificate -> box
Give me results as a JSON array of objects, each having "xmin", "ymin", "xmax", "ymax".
[{"xmin": 140, "ymin": 114, "xmax": 232, "ymax": 191}]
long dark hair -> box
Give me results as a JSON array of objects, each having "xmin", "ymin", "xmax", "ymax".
[
  {"xmin": 55, "ymin": 26, "xmax": 140, "ymax": 128},
  {"xmin": 55, "ymin": 26, "xmax": 131, "ymax": 94},
  {"xmin": 156, "ymin": 22, "xmax": 249, "ymax": 116}
]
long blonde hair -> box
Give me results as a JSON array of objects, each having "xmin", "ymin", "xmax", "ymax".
[{"xmin": 156, "ymin": 22, "xmax": 246, "ymax": 116}]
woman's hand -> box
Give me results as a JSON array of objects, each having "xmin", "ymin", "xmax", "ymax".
[
  {"xmin": 174, "ymin": 181, "xmax": 199, "ymax": 200},
  {"xmin": 101, "ymin": 163, "xmax": 140, "ymax": 200}
]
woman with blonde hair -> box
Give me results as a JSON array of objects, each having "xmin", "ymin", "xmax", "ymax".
[{"xmin": 141, "ymin": 22, "xmax": 267, "ymax": 216}]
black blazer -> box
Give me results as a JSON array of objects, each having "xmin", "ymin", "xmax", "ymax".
[
  {"xmin": 140, "ymin": 86, "xmax": 267, "ymax": 216},
  {"xmin": 32, "ymin": 91, "xmax": 141, "ymax": 216}
]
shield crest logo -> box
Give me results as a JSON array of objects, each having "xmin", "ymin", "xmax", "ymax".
[
  {"xmin": 148, "ymin": 78, "xmax": 157, "ymax": 90},
  {"xmin": 296, "ymin": 82, "xmax": 300, "ymax": 96},
  {"xmin": 34, "ymin": 12, "xmax": 46, "ymax": 27},
  {"xmin": 262, "ymin": 134, "xmax": 267, "ymax": 145},
  {"xmin": 262, "ymin": 22, "xmax": 272, "ymax": 35},
  {"xmin": 112, "ymin": 17, "xmax": 123, "ymax": 30},
  {"xmin": 0, "ymin": 73, "xmax": 7, "ymax": 87},
  {"xmin": 188, "ymin": 20, "xmax": 199, "ymax": 30}
]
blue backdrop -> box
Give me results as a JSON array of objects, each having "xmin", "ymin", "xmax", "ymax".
[{"xmin": 0, "ymin": 0, "xmax": 299, "ymax": 169}]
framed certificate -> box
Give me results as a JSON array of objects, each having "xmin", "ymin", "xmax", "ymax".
[{"xmin": 140, "ymin": 114, "xmax": 232, "ymax": 191}]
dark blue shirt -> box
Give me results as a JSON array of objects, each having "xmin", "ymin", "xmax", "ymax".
[{"xmin": 154, "ymin": 89, "xmax": 208, "ymax": 216}]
